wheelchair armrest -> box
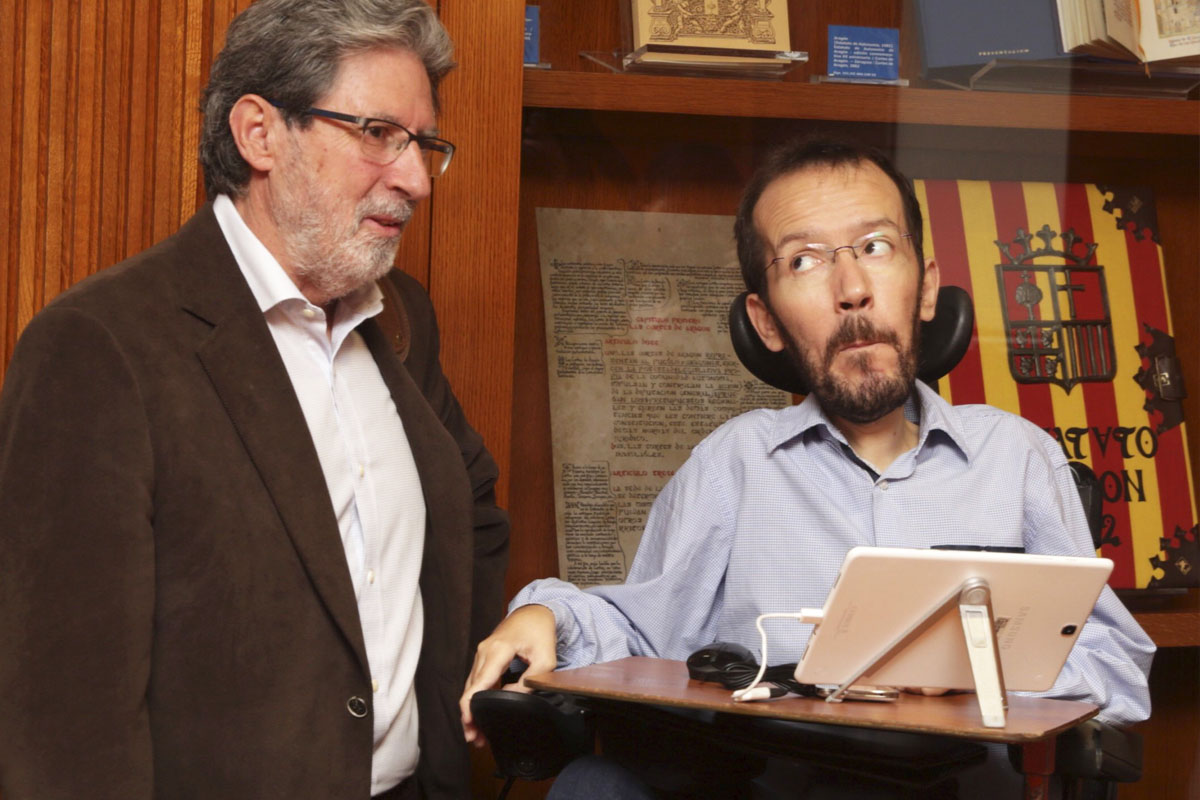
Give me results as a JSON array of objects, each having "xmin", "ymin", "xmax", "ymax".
[
  {"xmin": 1008, "ymin": 719, "xmax": 1142, "ymax": 783},
  {"xmin": 469, "ymin": 689, "xmax": 595, "ymax": 781}
]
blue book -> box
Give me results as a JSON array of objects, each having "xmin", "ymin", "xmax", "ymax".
[
  {"xmin": 524, "ymin": 6, "xmax": 539, "ymax": 67},
  {"xmin": 915, "ymin": 0, "xmax": 1063, "ymax": 74}
]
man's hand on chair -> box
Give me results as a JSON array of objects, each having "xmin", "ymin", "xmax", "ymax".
[{"xmin": 459, "ymin": 604, "xmax": 558, "ymax": 745}]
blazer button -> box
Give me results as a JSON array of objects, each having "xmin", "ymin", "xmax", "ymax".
[{"xmin": 347, "ymin": 696, "xmax": 368, "ymax": 718}]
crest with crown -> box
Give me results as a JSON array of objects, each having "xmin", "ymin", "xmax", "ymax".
[{"xmin": 994, "ymin": 225, "xmax": 1115, "ymax": 393}]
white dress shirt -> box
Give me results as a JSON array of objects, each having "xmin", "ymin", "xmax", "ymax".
[{"xmin": 214, "ymin": 195, "xmax": 426, "ymax": 793}]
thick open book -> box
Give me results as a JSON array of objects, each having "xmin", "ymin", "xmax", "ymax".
[{"xmin": 1058, "ymin": 0, "xmax": 1200, "ymax": 65}]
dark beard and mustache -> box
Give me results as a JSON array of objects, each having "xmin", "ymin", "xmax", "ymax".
[{"xmin": 773, "ymin": 306, "xmax": 922, "ymax": 425}]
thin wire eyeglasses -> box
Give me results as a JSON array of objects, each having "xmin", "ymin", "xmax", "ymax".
[
  {"xmin": 767, "ymin": 231, "xmax": 914, "ymax": 277},
  {"xmin": 269, "ymin": 101, "xmax": 455, "ymax": 177}
]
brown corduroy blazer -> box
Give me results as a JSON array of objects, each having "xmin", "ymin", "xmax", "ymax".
[{"xmin": 0, "ymin": 204, "xmax": 509, "ymax": 800}]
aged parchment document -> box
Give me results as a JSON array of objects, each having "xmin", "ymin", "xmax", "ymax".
[{"xmin": 537, "ymin": 208, "xmax": 790, "ymax": 586}]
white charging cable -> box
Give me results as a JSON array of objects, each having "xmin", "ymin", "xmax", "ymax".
[{"xmin": 731, "ymin": 609, "xmax": 824, "ymax": 703}]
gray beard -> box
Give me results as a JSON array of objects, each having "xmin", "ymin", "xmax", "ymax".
[
  {"xmin": 284, "ymin": 199, "xmax": 408, "ymax": 302},
  {"xmin": 275, "ymin": 147, "xmax": 411, "ymax": 302}
]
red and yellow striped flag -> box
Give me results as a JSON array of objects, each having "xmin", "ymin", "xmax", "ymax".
[{"xmin": 916, "ymin": 178, "xmax": 1197, "ymax": 589}]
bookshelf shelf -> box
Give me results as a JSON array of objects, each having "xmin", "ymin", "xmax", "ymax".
[
  {"xmin": 1127, "ymin": 589, "xmax": 1200, "ymax": 648},
  {"xmin": 522, "ymin": 69, "xmax": 1199, "ymax": 136},
  {"xmin": 1134, "ymin": 609, "xmax": 1200, "ymax": 648}
]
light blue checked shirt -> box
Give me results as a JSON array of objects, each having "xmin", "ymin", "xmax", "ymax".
[{"xmin": 513, "ymin": 381, "xmax": 1154, "ymax": 725}]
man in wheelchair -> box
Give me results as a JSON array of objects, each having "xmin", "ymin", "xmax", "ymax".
[{"xmin": 460, "ymin": 137, "xmax": 1154, "ymax": 799}]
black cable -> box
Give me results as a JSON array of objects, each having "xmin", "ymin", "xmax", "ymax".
[{"xmin": 705, "ymin": 659, "xmax": 822, "ymax": 697}]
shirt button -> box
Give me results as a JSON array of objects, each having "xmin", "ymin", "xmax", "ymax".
[
  {"xmin": 879, "ymin": 480, "xmax": 889, "ymax": 491},
  {"xmin": 347, "ymin": 696, "xmax": 368, "ymax": 718},
  {"xmin": 372, "ymin": 679, "xmax": 379, "ymax": 693},
  {"xmin": 357, "ymin": 463, "xmax": 365, "ymax": 478},
  {"xmin": 302, "ymin": 307, "xmax": 317, "ymax": 319},
  {"xmin": 367, "ymin": 569, "xmax": 376, "ymax": 584}
]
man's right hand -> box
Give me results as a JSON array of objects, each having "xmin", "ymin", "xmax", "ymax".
[{"xmin": 458, "ymin": 603, "xmax": 558, "ymax": 745}]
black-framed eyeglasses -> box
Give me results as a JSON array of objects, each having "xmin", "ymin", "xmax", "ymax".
[
  {"xmin": 767, "ymin": 231, "xmax": 914, "ymax": 277},
  {"xmin": 270, "ymin": 101, "xmax": 455, "ymax": 177}
]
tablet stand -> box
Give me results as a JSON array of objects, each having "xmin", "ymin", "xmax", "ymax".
[{"xmin": 821, "ymin": 577, "xmax": 1009, "ymax": 728}]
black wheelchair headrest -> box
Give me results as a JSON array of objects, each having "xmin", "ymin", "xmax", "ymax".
[
  {"xmin": 1068, "ymin": 461, "xmax": 1105, "ymax": 550},
  {"xmin": 728, "ymin": 286, "xmax": 975, "ymax": 396}
]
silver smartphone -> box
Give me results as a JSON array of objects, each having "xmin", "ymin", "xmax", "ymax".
[{"xmin": 815, "ymin": 686, "xmax": 900, "ymax": 702}]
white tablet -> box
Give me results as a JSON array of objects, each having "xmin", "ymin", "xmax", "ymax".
[{"xmin": 793, "ymin": 547, "xmax": 1113, "ymax": 692}]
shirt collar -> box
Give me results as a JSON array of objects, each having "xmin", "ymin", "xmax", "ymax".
[
  {"xmin": 766, "ymin": 379, "xmax": 973, "ymax": 464},
  {"xmin": 211, "ymin": 194, "xmax": 383, "ymax": 322},
  {"xmin": 911, "ymin": 380, "xmax": 973, "ymax": 464}
]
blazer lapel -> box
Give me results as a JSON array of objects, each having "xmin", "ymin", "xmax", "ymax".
[{"xmin": 169, "ymin": 207, "xmax": 370, "ymax": 675}]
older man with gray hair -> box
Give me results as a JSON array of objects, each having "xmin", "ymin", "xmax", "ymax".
[{"xmin": 0, "ymin": 2, "xmax": 508, "ymax": 799}]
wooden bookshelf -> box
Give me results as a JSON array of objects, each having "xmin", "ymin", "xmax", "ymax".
[{"xmin": 523, "ymin": 69, "xmax": 1200, "ymax": 136}]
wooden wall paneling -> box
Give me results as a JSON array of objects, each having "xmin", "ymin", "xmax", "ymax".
[
  {"xmin": 66, "ymin": 2, "xmax": 95, "ymax": 291},
  {"xmin": 98, "ymin": 0, "xmax": 130, "ymax": 283},
  {"xmin": 0, "ymin": 0, "xmax": 15, "ymax": 372},
  {"xmin": 0, "ymin": 0, "xmax": 255, "ymax": 383},
  {"xmin": 43, "ymin": 0, "xmax": 70, "ymax": 310},
  {"xmin": 179, "ymin": 0, "xmax": 206, "ymax": 220},
  {"xmin": 429, "ymin": 0, "xmax": 525, "ymax": 506},
  {"xmin": 197, "ymin": 0, "xmax": 231, "ymax": 209},
  {"xmin": 126, "ymin": 0, "xmax": 154, "ymax": 254},
  {"xmin": 153, "ymin": 0, "xmax": 206, "ymax": 239},
  {"xmin": 80, "ymin": 2, "xmax": 110, "ymax": 289},
  {"xmin": 153, "ymin": 0, "xmax": 178, "ymax": 243},
  {"xmin": 14, "ymin": 0, "xmax": 45, "ymax": 356}
]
